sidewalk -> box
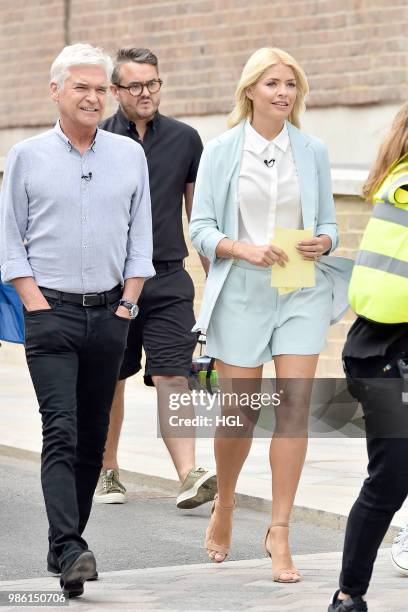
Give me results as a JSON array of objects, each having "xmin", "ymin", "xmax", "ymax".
[
  {"xmin": 1, "ymin": 343, "xmax": 407, "ymax": 530},
  {"xmin": 0, "ymin": 550, "xmax": 405, "ymax": 611}
]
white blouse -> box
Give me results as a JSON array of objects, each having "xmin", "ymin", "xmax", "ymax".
[{"xmin": 237, "ymin": 120, "xmax": 302, "ymax": 245}]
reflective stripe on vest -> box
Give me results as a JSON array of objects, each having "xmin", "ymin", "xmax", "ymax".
[
  {"xmin": 372, "ymin": 202, "xmax": 408, "ymax": 227},
  {"xmin": 355, "ymin": 251, "xmax": 408, "ymax": 279}
]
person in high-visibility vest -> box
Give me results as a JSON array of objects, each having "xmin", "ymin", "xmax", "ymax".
[
  {"xmin": 348, "ymin": 156, "xmax": 408, "ymax": 324},
  {"xmin": 329, "ymin": 105, "xmax": 408, "ymax": 612}
]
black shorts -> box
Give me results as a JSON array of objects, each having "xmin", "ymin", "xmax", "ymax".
[{"xmin": 119, "ymin": 263, "xmax": 197, "ymax": 386}]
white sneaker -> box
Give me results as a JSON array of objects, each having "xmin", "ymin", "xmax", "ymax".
[{"xmin": 391, "ymin": 523, "xmax": 408, "ymax": 575}]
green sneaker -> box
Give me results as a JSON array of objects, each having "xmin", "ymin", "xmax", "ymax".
[
  {"xmin": 93, "ymin": 469, "xmax": 127, "ymax": 504},
  {"xmin": 176, "ymin": 467, "xmax": 217, "ymax": 509}
]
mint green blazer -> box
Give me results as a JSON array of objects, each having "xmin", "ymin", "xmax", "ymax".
[{"xmin": 190, "ymin": 120, "xmax": 353, "ymax": 333}]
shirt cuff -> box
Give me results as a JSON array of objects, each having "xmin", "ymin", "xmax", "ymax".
[
  {"xmin": 0, "ymin": 260, "xmax": 34, "ymax": 283},
  {"xmin": 201, "ymin": 231, "xmax": 228, "ymax": 263},
  {"xmin": 123, "ymin": 259, "xmax": 156, "ymax": 280},
  {"xmin": 316, "ymin": 225, "xmax": 338, "ymax": 254}
]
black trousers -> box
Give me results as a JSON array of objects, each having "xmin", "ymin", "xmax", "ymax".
[
  {"xmin": 340, "ymin": 349, "xmax": 408, "ymax": 597},
  {"xmin": 24, "ymin": 298, "xmax": 129, "ymax": 571}
]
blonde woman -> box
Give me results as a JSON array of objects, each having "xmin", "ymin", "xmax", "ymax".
[{"xmin": 190, "ymin": 48, "xmax": 352, "ymax": 582}]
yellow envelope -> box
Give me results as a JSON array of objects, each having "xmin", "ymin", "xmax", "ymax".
[
  {"xmin": 278, "ymin": 286, "xmax": 297, "ymax": 295},
  {"xmin": 270, "ymin": 228, "xmax": 315, "ymax": 290}
]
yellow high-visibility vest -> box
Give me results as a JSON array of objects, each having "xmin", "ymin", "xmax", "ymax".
[{"xmin": 348, "ymin": 157, "xmax": 408, "ymax": 323}]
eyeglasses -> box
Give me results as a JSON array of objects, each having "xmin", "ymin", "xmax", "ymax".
[{"xmin": 115, "ymin": 79, "xmax": 163, "ymax": 96}]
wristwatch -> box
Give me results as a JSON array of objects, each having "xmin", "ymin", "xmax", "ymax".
[{"xmin": 119, "ymin": 299, "xmax": 139, "ymax": 319}]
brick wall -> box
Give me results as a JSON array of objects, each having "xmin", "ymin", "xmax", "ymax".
[
  {"xmin": 0, "ymin": 0, "xmax": 407, "ymax": 129},
  {"xmin": 0, "ymin": 1, "xmax": 66, "ymax": 128}
]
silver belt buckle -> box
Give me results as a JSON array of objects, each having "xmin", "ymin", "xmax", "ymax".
[{"xmin": 82, "ymin": 293, "xmax": 98, "ymax": 307}]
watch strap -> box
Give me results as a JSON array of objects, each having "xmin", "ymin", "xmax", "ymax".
[{"xmin": 119, "ymin": 299, "xmax": 137, "ymax": 309}]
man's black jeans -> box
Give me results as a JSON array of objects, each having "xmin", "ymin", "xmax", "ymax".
[
  {"xmin": 24, "ymin": 298, "xmax": 129, "ymax": 571},
  {"xmin": 340, "ymin": 351, "xmax": 408, "ymax": 597}
]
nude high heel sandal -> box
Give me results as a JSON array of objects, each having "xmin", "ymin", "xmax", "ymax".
[
  {"xmin": 264, "ymin": 523, "xmax": 301, "ymax": 583},
  {"xmin": 205, "ymin": 495, "xmax": 235, "ymax": 563}
]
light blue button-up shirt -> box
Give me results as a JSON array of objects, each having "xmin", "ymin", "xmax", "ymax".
[{"xmin": 0, "ymin": 121, "xmax": 155, "ymax": 293}]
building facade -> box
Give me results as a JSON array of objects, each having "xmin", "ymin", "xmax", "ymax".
[{"xmin": 0, "ymin": 0, "xmax": 407, "ymax": 160}]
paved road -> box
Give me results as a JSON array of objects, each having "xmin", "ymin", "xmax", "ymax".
[{"xmin": 0, "ymin": 452, "xmax": 349, "ymax": 581}]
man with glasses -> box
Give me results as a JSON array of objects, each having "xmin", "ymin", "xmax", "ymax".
[{"xmin": 96, "ymin": 47, "xmax": 216, "ymax": 510}]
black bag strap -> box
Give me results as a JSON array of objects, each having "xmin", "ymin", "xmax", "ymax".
[{"xmin": 206, "ymin": 357, "xmax": 216, "ymax": 393}]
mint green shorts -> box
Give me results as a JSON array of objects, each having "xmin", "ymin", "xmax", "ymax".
[{"xmin": 206, "ymin": 260, "xmax": 333, "ymax": 367}]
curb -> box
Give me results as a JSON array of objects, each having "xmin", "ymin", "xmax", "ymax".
[{"xmin": 0, "ymin": 443, "xmax": 400, "ymax": 542}]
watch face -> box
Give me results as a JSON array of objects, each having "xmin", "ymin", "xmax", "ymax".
[{"xmin": 119, "ymin": 299, "xmax": 139, "ymax": 318}]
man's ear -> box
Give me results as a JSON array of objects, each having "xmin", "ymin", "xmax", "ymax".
[
  {"xmin": 110, "ymin": 84, "xmax": 120, "ymax": 101},
  {"xmin": 50, "ymin": 81, "xmax": 59, "ymax": 103}
]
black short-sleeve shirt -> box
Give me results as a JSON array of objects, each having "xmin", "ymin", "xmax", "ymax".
[{"xmin": 100, "ymin": 109, "xmax": 203, "ymax": 262}]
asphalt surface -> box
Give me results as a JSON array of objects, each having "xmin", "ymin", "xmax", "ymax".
[{"xmin": 0, "ymin": 452, "xmax": 349, "ymax": 581}]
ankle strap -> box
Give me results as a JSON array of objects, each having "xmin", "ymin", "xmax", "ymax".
[
  {"xmin": 270, "ymin": 522, "xmax": 289, "ymax": 528},
  {"xmin": 214, "ymin": 495, "xmax": 235, "ymax": 510}
]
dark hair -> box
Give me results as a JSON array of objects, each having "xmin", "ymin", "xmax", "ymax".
[{"xmin": 111, "ymin": 47, "xmax": 158, "ymax": 84}]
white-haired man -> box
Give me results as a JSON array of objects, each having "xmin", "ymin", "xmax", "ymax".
[{"xmin": 0, "ymin": 44, "xmax": 154, "ymax": 597}]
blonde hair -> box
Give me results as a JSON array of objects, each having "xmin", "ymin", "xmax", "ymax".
[
  {"xmin": 363, "ymin": 102, "xmax": 408, "ymax": 201},
  {"xmin": 228, "ymin": 47, "xmax": 309, "ymax": 129}
]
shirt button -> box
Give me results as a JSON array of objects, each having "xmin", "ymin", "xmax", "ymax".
[{"xmin": 82, "ymin": 216, "xmax": 87, "ymax": 221}]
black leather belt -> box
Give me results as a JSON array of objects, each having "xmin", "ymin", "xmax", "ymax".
[
  {"xmin": 39, "ymin": 285, "xmax": 122, "ymax": 307},
  {"xmin": 153, "ymin": 260, "xmax": 183, "ymax": 272}
]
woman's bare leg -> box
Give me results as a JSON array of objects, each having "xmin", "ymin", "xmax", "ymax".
[
  {"xmin": 266, "ymin": 354, "xmax": 318, "ymax": 581},
  {"xmin": 206, "ymin": 360, "xmax": 262, "ymax": 562}
]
